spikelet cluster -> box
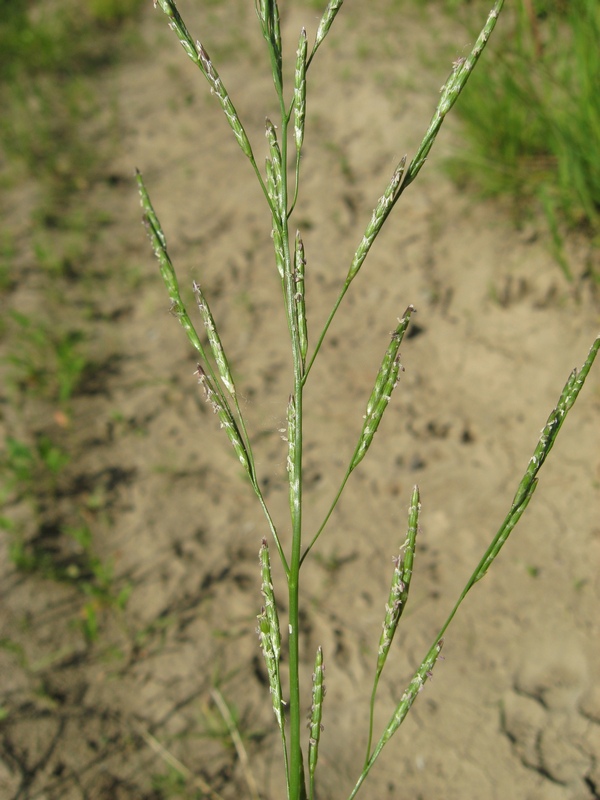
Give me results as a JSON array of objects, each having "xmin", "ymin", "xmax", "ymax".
[
  {"xmin": 350, "ymin": 306, "xmax": 415, "ymax": 470},
  {"xmin": 380, "ymin": 639, "xmax": 444, "ymax": 748},
  {"xmin": 376, "ymin": 486, "xmax": 420, "ymax": 674},
  {"xmin": 193, "ymin": 281, "xmax": 236, "ymax": 396},
  {"xmin": 347, "ymin": 157, "xmax": 406, "ymax": 284},
  {"xmin": 294, "ymin": 29, "xmax": 308, "ymax": 152},
  {"xmin": 257, "ymin": 540, "xmax": 285, "ymax": 731},
  {"xmin": 194, "ymin": 365, "xmax": 250, "ymax": 472},
  {"xmin": 154, "ymin": 0, "xmax": 253, "ymax": 160},
  {"xmin": 307, "ymin": 646, "xmax": 325, "ymax": 782},
  {"xmin": 293, "ymin": 232, "xmax": 308, "ymax": 368}
]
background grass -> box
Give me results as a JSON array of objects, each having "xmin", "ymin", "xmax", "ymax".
[
  {"xmin": 1, "ymin": 0, "xmax": 145, "ymax": 640},
  {"xmin": 437, "ymin": 0, "xmax": 600, "ymax": 279}
]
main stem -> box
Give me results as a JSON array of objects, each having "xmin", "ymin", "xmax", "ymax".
[{"xmin": 277, "ymin": 109, "xmax": 306, "ymax": 800}]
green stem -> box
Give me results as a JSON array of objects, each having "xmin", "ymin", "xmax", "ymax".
[
  {"xmin": 270, "ymin": 54, "xmax": 307, "ymax": 800},
  {"xmin": 364, "ymin": 673, "xmax": 381, "ymax": 769},
  {"xmin": 300, "ymin": 465, "xmax": 351, "ymax": 565},
  {"xmin": 303, "ymin": 280, "xmax": 349, "ymax": 383}
]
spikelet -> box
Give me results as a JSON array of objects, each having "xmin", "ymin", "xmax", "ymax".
[
  {"xmin": 294, "ymin": 29, "xmax": 308, "ymax": 153},
  {"xmin": 308, "ymin": 646, "xmax": 325, "ymax": 785},
  {"xmin": 137, "ymin": 170, "xmax": 205, "ymax": 356},
  {"xmin": 255, "ymin": 0, "xmax": 282, "ymax": 84},
  {"xmin": 347, "ymin": 157, "xmax": 406, "ymax": 283},
  {"xmin": 266, "ymin": 159, "xmax": 285, "ymax": 278},
  {"xmin": 257, "ymin": 539, "xmax": 284, "ymax": 732},
  {"xmin": 153, "ymin": 0, "xmax": 199, "ymax": 65},
  {"xmin": 350, "ymin": 306, "xmax": 415, "ymax": 471},
  {"xmin": 154, "ymin": 1, "xmax": 254, "ymax": 160},
  {"xmin": 376, "ymin": 486, "xmax": 420, "ymax": 675},
  {"xmin": 259, "ymin": 539, "xmax": 281, "ymax": 663},
  {"xmin": 403, "ymin": 0, "xmax": 504, "ymax": 189},
  {"xmin": 286, "ymin": 394, "xmax": 302, "ymax": 528},
  {"xmin": 294, "ymin": 232, "xmax": 308, "ymax": 369},
  {"xmin": 379, "ymin": 639, "xmax": 444, "ymax": 749},
  {"xmin": 197, "ymin": 42, "xmax": 254, "ymax": 160},
  {"xmin": 265, "ymin": 118, "xmax": 285, "ymax": 220},
  {"xmin": 312, "ymin": 0, "xmax": 344, "ymax": 60},
  {"xmin": 194, "ymin": 365, "xmax": 250, "ymax": 474},
  {"xmin": 475, "ymin": 333, "xmax": 600, "ymax": 583},
  {"xmin": 192, "ymin": 281, "xmax": 236, "ymax": 396}
]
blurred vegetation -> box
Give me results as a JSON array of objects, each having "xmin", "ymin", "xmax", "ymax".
[
  {"xmin": 0, "ymin": 0, "xmax": 144, "ymax": 639},
  {"xmin": 443, "ymin": 0, "xmax": 599, "ymax": 278},
  {"xmin": 0, "ymin": 0, "xmax": 145, "ymax": 201}
]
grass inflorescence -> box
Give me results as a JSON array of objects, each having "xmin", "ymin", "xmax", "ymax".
[{"xmin": 138, "ymin": 1, "xmax": 599, "ymax": 798}]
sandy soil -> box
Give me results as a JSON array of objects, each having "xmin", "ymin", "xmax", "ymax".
[{"xmin": 1, "ymin": 2, "xmax": 599, "ymax": 799}]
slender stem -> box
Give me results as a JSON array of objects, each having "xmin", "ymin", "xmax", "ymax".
[
  {"xmin": 303, "ymin": 280, "xmax": 349, "ymax": 383},
  {"xmin": 364, "ymin": 673, "xmax": 381, "ymax": 768},
  {"xmin": 267, "ymin": 40, "xmax": 307, "ymax": 800},
  {"xmin": 253, "ymin": 484, "xmax": 289, "ymax": 577},
  {"xmin": 300, "ymin": 466, "xmax": 351, "ymax": 565}
]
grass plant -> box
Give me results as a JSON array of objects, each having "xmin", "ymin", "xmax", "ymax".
[{"xmin": 138, "ymin": 1, "xmax": 599, "ymax": 798}]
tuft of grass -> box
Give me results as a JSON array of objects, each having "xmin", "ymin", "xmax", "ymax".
[
  {"xmin": 443, "ymin": 0, "xmax": 600, "ymax": 275},
  {"xmin": 4, "ymin": 311, "xmax": 88, "ymax": 408},
  {"xmin": 1, "ymin": 433, "xmax": 130, "ymax": 643}
]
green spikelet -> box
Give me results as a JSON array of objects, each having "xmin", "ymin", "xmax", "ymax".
[
  {"xmin": 154, "ymin": 1, "xmax": 254, "ymax": 160},
  {"xmin": 137, "ymin": 170, "xmax": 205, "ymax": 356},
  {"xmin": 294, "ymin": 232, "xmax": 308, "ymax": 369},
  {"xmin": 350, "ymin": 306, "xmax": 415, "ymax": 471},
  {"xmin": 311, "ymin": 0, "xmax": 344, "ymax": 60},
  {"xmin": 294, "ymin": 28, "xmax": 308, "ymax": 153},
  {"xmin": 193, "ymin": 281, "xmax": 236, "ymax": 396},
  {"xmin": 194, "ymin": 365, "xmax": 250, "ymax": 474},
  {"xmin": 347, "ymin": 157, "xmax": 406, "ymax": 283},
  {"xmin": 376, "ymin": 486, "xmax": 420, "ymax": 675},
  {"xmin": 308, "ymin": 646, "xmax": 325, "ymax": 797},
  {"xmin": 257, "ymin": 539, "xmax": 284, "ymax": 732}
]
